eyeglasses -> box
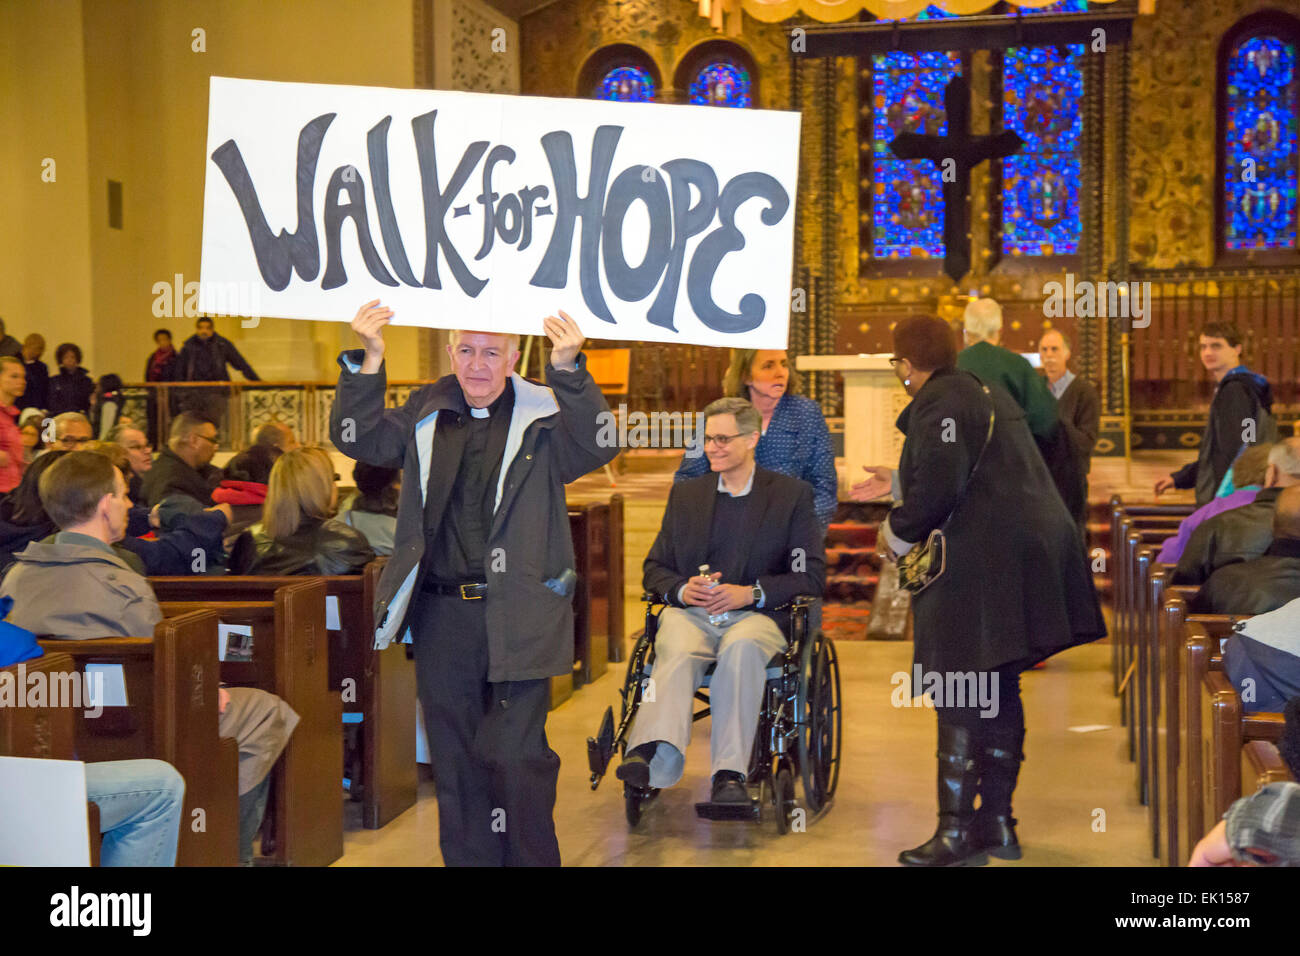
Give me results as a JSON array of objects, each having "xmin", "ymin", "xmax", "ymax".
[
  {"xmin": 888, "ymin": 357, "xmax": 906, "ymax": 368},
  {"xmin": 59, "ymin": 436, "xmax": 93, "ymax": 446},
  {"xmin": 703, "ymin": 432, "xmax": 753, "ymax": 448},
  {"xmin": 124, "ymin": 443, "xmax": 151, "ymax": 452},
  {"xmin": 194, "ymin": 433, "xmax": 219, "ymax": 446}
]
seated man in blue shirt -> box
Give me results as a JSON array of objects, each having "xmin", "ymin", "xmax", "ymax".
[{"xmin": 623, "ymin": 397, "xmax": 825, "ymax": 805}]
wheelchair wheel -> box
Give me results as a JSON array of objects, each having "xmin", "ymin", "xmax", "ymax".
[
  {"xmin": 797, "ymin": 632, "xmax": 842, "ymax": 815},
  {"xmin": 773, "ymin": 762, "xmax": 796, "ymax": 835},
  {"xmin": 620, "ymin": 629, "xmax": 654, "ymax": 727},
  {"xmin": 624, "ymin": 784, "xmax": 656, "ymax": 827}
]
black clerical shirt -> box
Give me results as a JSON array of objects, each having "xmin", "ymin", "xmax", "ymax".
[{"xmin": 424, "ymin": 382, "xmax": 515, "ymax": 583}]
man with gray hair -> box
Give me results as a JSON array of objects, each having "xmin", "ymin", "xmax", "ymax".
[
  {"xmin": 1040, "ymin": 328, "xmax": 1100, "ymax": 537},
  {"xmin": 332, "ymin": 299, "xmax": 615, "ymax": 866},
  {"xmin": 50, "ymin": 411, "xmax": 93, "ymax": 450},
  {"xmin": 958, "ymin": 298, "xmax": 1085, "ymax": 523},
  {"xmin": 624, "ymin": 396, "xmax": 825, "ymax": 808},
  {"xmin": 1174, "ymin": 436, "xmax": 1300, "ymax": 585}
]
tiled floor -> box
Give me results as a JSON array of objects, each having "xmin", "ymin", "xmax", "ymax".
[{"xmin": 334, "ymin": 450, "xmax": 1197, "ymax": 867}]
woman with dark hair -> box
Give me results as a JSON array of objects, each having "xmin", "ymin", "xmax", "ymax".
[
  {"xmin": 338, "ymin": 461, "xmax": 400, "ymax": 556},
  {"xmin": 850, "ymin": 315, "xmax": 1105, "ymax": 866},
  {"xmin": 144, "ymin": 328, "xmax": 178, "ymax": 447},
  {"xmin": 91, "ymin": 373, "xmax": 125, "ymax": 439},
  {"xmin": 47, "ymin": 342, "xmax": 95, "ymax": 416},
  {"xmin": 674, "ymin": 347, "xmax": 837, "ymax": 530},
  {"xmin": 0, "ymin": 450, "xmax": 68, "ymax": 572}
]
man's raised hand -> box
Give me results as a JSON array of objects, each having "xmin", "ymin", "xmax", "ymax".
[
  {"xmin": 543, "ymin": 311, "xmax": 584, "ymax": 372},
  {"xmin": 352, "ymin": 300, "xmax": 393, "ymax": 374}
]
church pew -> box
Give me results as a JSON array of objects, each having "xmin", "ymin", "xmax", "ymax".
[
  {"xmin": 1109, "ymin": 496, "xmax": 1192, "ymax": 694},
  {"xmin": 1201, "ymin": 669, "xmax": 1286, "ymax": 830},
  {"xmin": 569, "ymin": 500, "xmax": 612, "ymax": 688},
  {"xmin": 150, "ymin": 561, "xmax": 417, "ymax": 831},
  {"xmin": 1177, "ymin": 615, "xmax": 1249, "ymax": 864},
  {"xmin": 35, "ymin": 611, "xmax": 240, "ymax": 866},
  {"xmin": 158, "ymin": 578, "xmax": 342, "ymax": 866},
  {"xmin": 1242, "ymin": 740, "xmax": 1295, "ymax": 792},
  {"xmin": 0, "ymin": 652, "xmax": 103, "ymax": 865},
  {"xmin": 1142, "ymin": 560, "xmax": 1174, "ymax": 857},
  {"xmin": 1112, "ymin": 513, "xmax": 1184, "ymax": 715},
  {"xmin": 1119, "ymin": 522, "xmax": 1181, "ymax": 766}
]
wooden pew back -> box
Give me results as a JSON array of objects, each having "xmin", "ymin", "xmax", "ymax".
[
  {"xmin": 35, "ymin": 612, "xmax": 239, "ymax": 866},
  {"xmin": 159, "ymin": 578, "xmax": 341, "ymax": 866},
  {"xmin": 151, "ymin": 561, "xmax": 417, "ymax": 831}
]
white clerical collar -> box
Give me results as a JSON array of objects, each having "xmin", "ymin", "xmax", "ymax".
[
  {"xmin": 469, "ymin": 406, "xmax": 490, "ymax": 418},
  {"xmin": 717, "ymin": 465, "xmax": 756, "ymax": 498}
]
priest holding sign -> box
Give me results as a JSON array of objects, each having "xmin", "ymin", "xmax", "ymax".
[{"xmin": 330, "ymin": 302, "xmax": 616, "ymax": 866}]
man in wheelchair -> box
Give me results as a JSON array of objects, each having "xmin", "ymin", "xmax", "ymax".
[{"xmin": 617, "ymin": 397, "xmax": 826, "ymax": 806}]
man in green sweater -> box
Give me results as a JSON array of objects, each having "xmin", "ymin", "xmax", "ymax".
[
  {"xmin": 956, "ymin": 298, "xmax": 1085, "ymax": 528},
  {"xmin": 957, "ymin": 298, "xmax": 1059, "ymax": 439}
]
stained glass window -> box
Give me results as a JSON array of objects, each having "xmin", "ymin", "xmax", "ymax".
[
  {"xmin": 869, "ymin": 51, "xmax": 963, "ymax": 259},
  {"xmin": 596, "ymin": 66, "xmax": 655, "ymax": 103},
  {"xmin": 864, "ymin": 0, "xmax": 1089, "ymax": 264},
  {"xmin": 1223, "ymin": 35, "xmax": 1299, "ymax": 251},
  {"xmin": 1000, "ymin": 44, "xmax": 1085, "ymax": 257},
  {"xmin": 690, "ymin": 62, "xmax": 752, "ymax": 108}
]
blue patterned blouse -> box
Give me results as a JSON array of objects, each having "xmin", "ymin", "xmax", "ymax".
[{"xmin": 674, "ymin": 392, "xmax": 838, "ymax": 530}]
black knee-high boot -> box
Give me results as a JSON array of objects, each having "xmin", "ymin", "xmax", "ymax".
[
  {"xmin": 973, "ymin": 731, "xmax": 1025, "ymax": 860},
  {"xmin": 899, "ymin": 723, "xmax": 988, "ymax": 867}
]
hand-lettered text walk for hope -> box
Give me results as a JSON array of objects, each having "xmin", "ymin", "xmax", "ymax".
[{"xmin": 199, "ymin": 77, "xmax": 801, "ymax": 349}]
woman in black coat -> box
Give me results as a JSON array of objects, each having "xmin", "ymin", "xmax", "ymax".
[
  {"xmin": 852, "ymin": 315, "xmax": 1106, "ymax": 866},
  {"xmin": 47, "ymin": 342, "xmax": 95, "ymax": 416}
]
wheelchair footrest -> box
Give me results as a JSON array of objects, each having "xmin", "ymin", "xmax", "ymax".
[{"xmin": 694, "ymin": 799, "xmax": 760, "ymax": 821}]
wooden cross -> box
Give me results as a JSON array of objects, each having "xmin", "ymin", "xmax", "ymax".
[{"xmin": 888, "ymin": 74, "xmax": 1024, "ymax": 283}]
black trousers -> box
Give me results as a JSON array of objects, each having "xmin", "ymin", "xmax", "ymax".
[
  {"xmin": 410, "ymin": 592, "xmax": 561, "ymax": 866},
  {"xmin": 934, "ymin": 664, "xmax": 1026, "ymax": 753}
]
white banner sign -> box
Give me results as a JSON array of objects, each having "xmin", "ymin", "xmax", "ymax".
[{"xmin": 199, "ymin": 76, "xmax": 800, "ymax": 348}]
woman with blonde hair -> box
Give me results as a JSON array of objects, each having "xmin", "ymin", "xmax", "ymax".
[
  {"xmin": 674, "ymin": 348, "xmax": 837, "ymax": 530},
  {"xmin": 233, "ymin": 446, "xmax": 374, "ymax": 575}
]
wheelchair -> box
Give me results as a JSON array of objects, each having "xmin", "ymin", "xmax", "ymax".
[{"xmin": 587, "ymin": 593, "xmax": 841, "ymax": 834}]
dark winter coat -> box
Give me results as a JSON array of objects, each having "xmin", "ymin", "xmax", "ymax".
[
  {"xmin": 140, "ymin": 447, "xmax": 222, "ymax": 507},
  {"xmin": 1171, "ymin": 366, "xmax": 1275, "ymax": 507},
  {"xmin": 885, "ymin": 367, "xmax": 1106, "ymax": 675},
  {"xmin": 329, "ymin": 350, "xmax": 617, "ymax": 682},
  {"xmin": 47, "ymin": 366, "xmax": 94, "ymax": 416},
  {"xmin": 1171, "ymin": 486, "xmax": 1281, "ymax": 585},
  {"xmin": 1192, "ymin": 538, "xmax": 1300, "ymax": 615},
  {"xmin": 16, "ymin": 359, "xmax": 48, "ymax": 410},
  {"xmin": 177, "ymin": 333, "xmax": 259, "ymax": 382}
]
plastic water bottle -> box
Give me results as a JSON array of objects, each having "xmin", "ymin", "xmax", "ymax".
[{"xmin": 699, "ymin": 564, "xmax": 731, "ymax": 627}]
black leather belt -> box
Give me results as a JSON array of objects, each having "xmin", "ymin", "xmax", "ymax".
[{"xmin": 423, "ymin": 580, "xmax": 487, "ymax": 600}]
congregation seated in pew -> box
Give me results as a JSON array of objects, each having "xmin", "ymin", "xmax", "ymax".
[
  {"xmin": 1156, "ymin": 443, "xmax": 1271, "ymax": 565},
  {"xmin": 0, "ymin": 450, "xmax": 298, "ymax": 864},
  {"xmin": 0, "ymin": 617, "xmax": 188, "ymax": 867},
  {"xmin": 337, "ymin": 461, "xmax": 399, "ymax": 557},
  {"xmin": 1191, "ymin": 695, "xmax": 1300, "ymax": 866},
  {"xmin": 1172, "ymin": 437, "xmax": 1300, "ymax": 585},
  {"xmin": 1193, "ymin": 486, "xmax": 1300, "ymax": 615},
  {"xmin": 231, "ymin": 446, "xmax": 374, "ymax": 575},
  {"xmin": 1220, "ymin": 595, "xmax": 1300, "ymax": 716},
  {"xmin": 141, "ymin": 410, "xmax": 222, "ymax": 508}
]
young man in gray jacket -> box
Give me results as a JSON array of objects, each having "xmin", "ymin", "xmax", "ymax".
[
  {"xmin": 330, "ymin": 301, "xmax": 616, "ymax": 866},
  {"xmin": 0, "ymin": 451, "xmax": 298, "ymax": 864}
]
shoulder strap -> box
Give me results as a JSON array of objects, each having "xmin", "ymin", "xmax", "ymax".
[{"xmin": 937, "ymin": 385, "xmax": 996, "ymax": 531}]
